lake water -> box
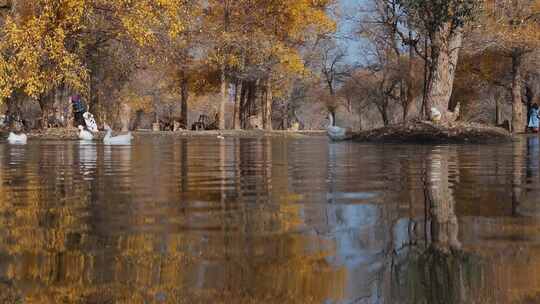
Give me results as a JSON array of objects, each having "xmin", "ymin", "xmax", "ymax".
[{"xmin": 0, "ymin": 135, "xmax": 539, "ymax": 303}]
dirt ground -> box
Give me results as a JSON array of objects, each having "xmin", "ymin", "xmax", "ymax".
[{"xmin": 351, "ymin": 120, "xmax": 512, "ymax": 144}]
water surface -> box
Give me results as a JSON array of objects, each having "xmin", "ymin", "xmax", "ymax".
[{"xmin": 0, "ymin": 135, "xmax": 539, "ymax": 303}]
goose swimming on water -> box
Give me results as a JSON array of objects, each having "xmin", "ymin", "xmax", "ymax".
[
  {"xmin": 7, "ymin": 132, "xmax": 27, "ymax": 145},
  {"xmin": 103, "ymin": 124, "xmax": 132, "ymax": 145},
  {"xmin": 326, "ymin": 113, "xmax": 348, "ymax": 141},
  {"xmin": 78, "ymin": 125, "xmax": 94, "ymax": 141}
]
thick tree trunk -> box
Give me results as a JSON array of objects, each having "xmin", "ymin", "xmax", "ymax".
[
  {"xmin": 218, "ymin": 68, "xmax": 226, "ymax": 130},
  {"xmin": 180, "ymin": 75, "xmax": 188, "ymax": 129},
  {"xmin": 404, "ymin": 30, "xmax": 415, "ymax": 122},
  {"xmin": 511, "ymin": 51, "xmax": 524, "ymax": 134},
  {"xmin": 39, "ymin": 95, "xmax": 54, "ymax": 129},
  {"xmin": 131, "ymin": 110, "xmax": 144, "ymax": 130},
  {"xmin": 426, "ymin": 24, "xmax": 463, "ymax": 123},
  {"xmin": 246, "ymin": 80, "xmax": 261, "ymax": 129}
]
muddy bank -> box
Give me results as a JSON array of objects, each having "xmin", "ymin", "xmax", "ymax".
[
  {"xmin": 351, "ymin": 121, "xmax": 512, "ymax": 144},
  {"xmin": 1, "ymin": 128, "xmax": 326, "ymax": 140}
]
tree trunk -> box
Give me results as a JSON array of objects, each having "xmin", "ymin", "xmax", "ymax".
[
  {"xmin": 426, "ymin": 24, "xmax": 463, "ymax": 123},
  {"xmin": 180, "ymin": 74, "xmax": 188, "ymax": 129},
  {"xmin": 382, "ymin": 108, "xmax": 389, "ymax": 126},
  {"xmin": 263, "ymin": 84, "xmax": 272, "ymax": 130},
  {"xmin": 378, "ymin": 100, "xmax": 389, "ymax": 126},
  {"xmin": 511, "ymin": 51, "xmax": 524, "ymax": 134},
  {"xmin": 239, "ymin": 81, "xmax": 248, "ymax": 129},
  {"xmin": 404, "ymin": 30, "xmax": 415, "ymax": 122},
  {"xmin": 120, "ymin": 103, "xmax": 131, "ymax": 132},
  {"xmin": 39, "ymin": 93, "xmax": 54, "ymax": 129},
  {"xmin": 495, "ymin": 93, "xmax": 502, "ymax": 125},
  {"xmin": 282, "ymin": 102, "xmax": 289, "ymax": 130},
  {"xmin": 525, "ymin": 85, "xmax": 533, "ymax": 128},
  {"xmin": 218, "ymin": 68, "xmax": 226, "ymax": 130},
  {"xmin": 233, "ymin": 81, "xmax": 241, "ymax": 129}
]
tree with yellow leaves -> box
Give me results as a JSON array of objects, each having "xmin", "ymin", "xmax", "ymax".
[
  {"xmin": 0, "ymin": 0, "xmax": 192, "ymax": 128},
  {"xmin": 202, "ymin": 0, "xmax": 336, "ymax": 130}
]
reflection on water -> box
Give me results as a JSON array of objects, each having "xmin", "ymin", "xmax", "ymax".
[{"xmin": 2, "ymin": 135, "xmax": 540, "ymax": 303}]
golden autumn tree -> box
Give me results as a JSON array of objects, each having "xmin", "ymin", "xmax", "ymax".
[
  {"xmin": 477, "ymin": 0, "xmax": 540, "ymax": 132},
  {"xmin": 202, "ymin": 0, "xmax": 336, "ymax": 130},
  {"xmin": 0, "ymin": 0, "xmax": 193, "ymax": 128},
  {"xmin": 0, "ymin": 0, "xmax": 88, "ymax": 126}
]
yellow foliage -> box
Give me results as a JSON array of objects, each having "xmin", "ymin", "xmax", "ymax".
[
  {"xmin": 0, "ymin": 0, "xmax": 88, "ymax": 99},
  {"xmin": 0, "ymin": 0, "xmax": 191, "ymax": 101},
  {"xmin": 204, "ymin": 0, "xmax": 336, "ymax": 79}
]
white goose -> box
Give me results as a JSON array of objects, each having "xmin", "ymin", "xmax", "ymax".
[
  {"xmin": 326, "ymin": 113, "xmax": 348, "ymax": 141},
  {"xmin": 7, "ymin": 132, "xmax": 27, "ymax": 145},
  {"xmin": 103, "ymin": 124, "xmax": 132, "ymax": 145},
  {"xmin": 78, "ymin": 125, "xmax": 94, "ymax": 141},
  {"xmin": 431, "ymin": 107, "xmax": 442, "ymax": 123}
]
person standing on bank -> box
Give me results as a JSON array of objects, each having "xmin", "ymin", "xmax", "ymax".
[
  {"xmin": 71, "ymin": 95, "xmax": 86, "ymax": 128},
  {"xmin": 528, "ymin": 103, "xmax": 540, "ymax": 133}
]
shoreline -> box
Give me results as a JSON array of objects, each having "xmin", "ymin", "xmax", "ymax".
[
  {"xmin": 0, "ymin": 122, "xmax": 518, "ymax": 143},
  {"xmin": 1, "ymin": 128, "xmax": 327, "ymax": 140}
]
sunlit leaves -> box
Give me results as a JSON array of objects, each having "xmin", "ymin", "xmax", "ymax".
[
  {"xmin": 0, "ymin": 0, "xmax": 88, "ymax": 99},
  {"xmin": 0, "ymin": 0, "xmax": 192, "ymax": 102}
]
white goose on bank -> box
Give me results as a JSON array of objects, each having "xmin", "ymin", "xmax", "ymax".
[
  {"xmin": 326, "ymin": 113, "xmax": 348, "ymax": 141},
  {"xmin": 103, "ymin": 124, "xmax": 132, "ymax": 145},
  {"xmin": 7, "ymin": 132, "xmax": 27, "ymax": 145},
  {"xmin": 78, "ymin": 125, "xmax": 94, "ymax": 141},
  {"xmin": 430, "ymin": 107, "xmax": 442, "ymax": 123}
]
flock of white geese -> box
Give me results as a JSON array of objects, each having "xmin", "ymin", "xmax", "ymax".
[
  {"xmin": 6, "ymin": 124, "xmax": 133, "ymax": 145},
  {"xmin": 9, "ymin": 109, "xmax": 444, "ymax": 144}
]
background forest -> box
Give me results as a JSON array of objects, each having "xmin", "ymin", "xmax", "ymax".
[{"xmin": 1, "ymin": 0, "xmax": 539, "ymax": 132}]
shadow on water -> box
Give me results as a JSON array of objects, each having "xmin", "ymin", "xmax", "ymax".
[{"xmin": 1, "ymin": 136, "xmax": 540, "ymax": 303}]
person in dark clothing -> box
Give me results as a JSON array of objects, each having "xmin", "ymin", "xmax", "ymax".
[{"xmin": 71, "ymin": 95, "xmax": 87, "ymax": 127}]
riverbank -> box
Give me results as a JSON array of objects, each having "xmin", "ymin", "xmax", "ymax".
[
  {"xmin": 0, "ymin": 122, "xmax": 514, "ymax": 143},
  {"xmin": 351, "ymin": 120, "xmax": 512, "ymax": 144},
  {"xmin": 1, "ymin": 128, "xmax": 327, "ymax": 140}
]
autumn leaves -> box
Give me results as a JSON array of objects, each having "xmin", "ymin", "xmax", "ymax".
[{"xmin": 0, "ymin": 0, "xmax": 336, "ymax": 130}]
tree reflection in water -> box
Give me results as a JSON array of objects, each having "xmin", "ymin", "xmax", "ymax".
[
  {"xmin": 386, "ymin": 146, "xmax": 483, "ymax": 304},
  {"xmin": 3, "ymin": 138, "xmax": 540, "ymax": 303}
]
